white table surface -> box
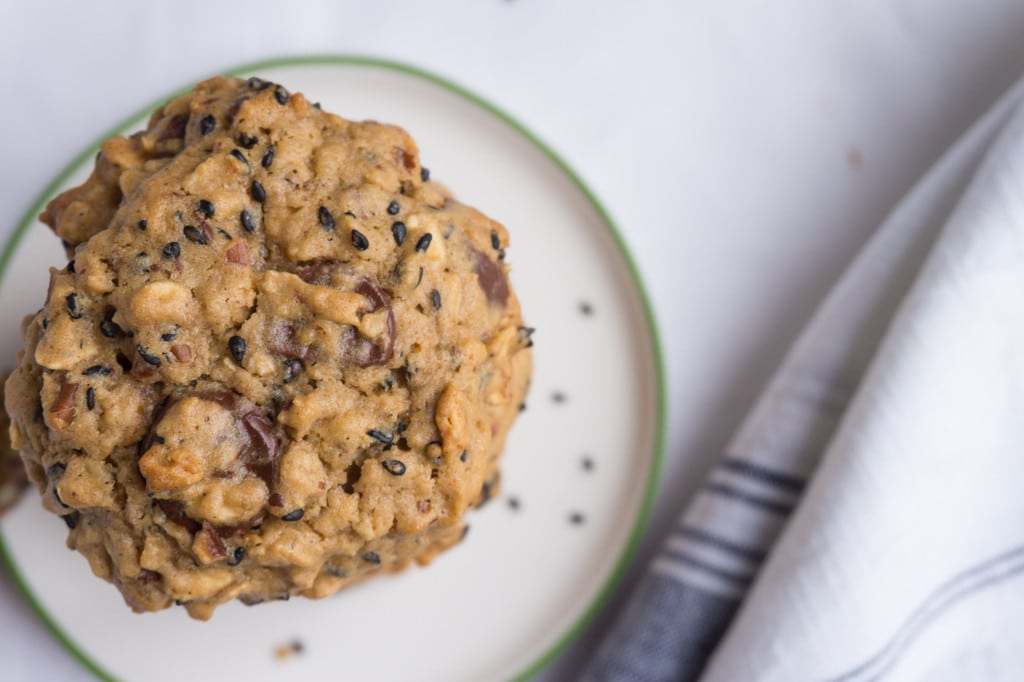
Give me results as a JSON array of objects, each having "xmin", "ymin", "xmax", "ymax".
[{"xmin": 2, "ymin": 1, "xmax": 1024, "ymax": 680}]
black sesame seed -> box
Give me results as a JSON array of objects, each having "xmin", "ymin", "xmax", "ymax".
[
  {"xmin": 261, "ymin": 145, "xmax": 275, "ymax": 169},
  {"xmin": 217, "ymin": 229, "xmax": 232, "ymax": 241},
  {"xmin": 99, "ymin": 311, "xmax": 123, "ymax": 338},
  {"xmin": 67, "ymin": 259, "xmax": 76, "ymax": 274},
  {"xmin": 391, "ymin": 221, "xmax": 407, "ymax": 245},
  {"xmin": 460, "ymin": 450, "xmax": 468, "ymax": 463},
  {"xmin": 582, "ymin": 456, "xmax": 595, "ymax": 472},
  {"xmin": 41, "ymin": 318, "xmax": 48, "ymax": 330},
  {"xmin": 415, "ymin": 233, "xmax": 433, "ymax": 253},
  {"xmin": 414, "ymin": 267, "xmax": 424, "ymax": 289},
  {"xmin": 387, "ymin": 200, "xmax": 401, "ymax": 216},
  {"xmin": 283, "ymin": 358, "xmax": 303, "ymax": 384},
  {"xmin": 482, "ymin": 480, "xmax": 497, "ymax": 504},
  {"xmin": 62, "ymin": 512, "xmax": 79, "ymax": 530},
  {"xmin": 282, "ymin": 508, "xmax": 304, "ymax": 522},
  {"xmin": 137, "ymin": 219, "xmax": 147, "ymax": 231},
  {"xmin": 85, "ymin": 387, "xmax": 96, "ymax": 411},
  {"xmin": 382, "ymin": 459, "xmax": 406, "ymax": 476},
  {"xmin": 161, "ymin": 329, "xmax": 178, "ymax": 342},
  {"xmin": 552, "ymin": 391, "xmax": 567, "ymax": 404},
  {"xmin": 351, "ymin": 229, "xmax": 369, "ymax": 251},
  {"xmin": 420, "ymin": 167, "xmax": 430, "ymax": 181},
  {"xmin": 82, "ymin": 364, "xmax": 111, "ymax": 376},
  {"xmin": 251, "ymin": 180, "xmax": 266, "ymax": 203},
  {"xmin": 367, "ymin": 429, "xmax": 393, "ymax": 445},
  {"xmin": 197, "ymin": 199, "xmax": 215, "ymax": 218},
  {"xmin": 363, "ymin": 551, "xmax": 381, "ymax": 564},
  {"xmin": 579, "ymin": 301, "xmax": 594, "ymax": 316},
  {"xmin": 153, "ymin": 434, "xmax": 165, "ymax": 445},
  {"xmin": 238, "ymin": 133, "xmax": 259, "ymax": 149},
  {"xmin": 274, "ymin": 85, "xmax": 290, "ymax": 105},
  {"xmin": 240, "ymin": 209, "xmax": 256, "ymax": 233},
  {"xmin": 230, "ymin": 149, "xmax": 250, "ymax": 167},
  {"xmin": 519, "ymin": 402, "xmax": 527, "ymax": 412},
  {"xmin": 490, "ymin": 230, "xmax": 500, "ymax": 250},
  {"xmin": 136, "ymin": 345, "xmax": 161, "ymax": 366},
  {"xmin": 228, "ymin": 335, "xmax": 247, "ymax": 363},
  {"xmin": 318, "ymin": 206, "xmax": 335, "ymax": 231},
  {"xmin": 291, "ymin": 641, "xmax": 305, "ymax": 655},
  {"xmin": 184, "ymin": 225, "xmax": 207, "ymax": 245},
  {"xmin": 199, "ymin": 115, "xmax": 216, "ymax": 136},
  {"xmin": 431, "ymin": 289, "xmax": 441, "ymax": 311},
  {"xmin": 569, "ymin": 512, "xmax": 586, "ymax": 525},
  {"xmin": 247, "ymin": 77, "xmax": 271, "ymax": 91},
  {"xmin": 228, "ymin": 547, "xmax": 245, "ymax": 566},
  {"xmin": 507, "ymin": 496, "xmax": 521, "ymax": 511},
  {"xmin": 162, "ymin": 242, "xmax": 181, "ymax": 259},
  {"xmin": 65, "ymin": 293, "xmax": 82, "ymax": 319}
]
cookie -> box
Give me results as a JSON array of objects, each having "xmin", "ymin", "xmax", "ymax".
[
  {"xmin": 0, "ymin": 372, "xmax": 28, "ymax": 515},
  {"xmin": 5, "ymin": 76, "xmax": 532, "ymax": 619}
]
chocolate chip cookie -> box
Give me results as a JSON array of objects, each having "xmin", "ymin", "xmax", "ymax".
[{"xmin": 4, "ymin": 76, "xmax": 531, "ymax": 619}]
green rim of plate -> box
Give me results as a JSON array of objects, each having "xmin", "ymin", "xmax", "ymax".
[{"xmin": 0, "ymin": 55, "xmax": 667, "ymax": 682}]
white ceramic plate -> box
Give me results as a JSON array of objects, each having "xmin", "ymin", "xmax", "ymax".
[{"xmin": 0, "ymin": 57, "xmax": 664, "ymax": 682}]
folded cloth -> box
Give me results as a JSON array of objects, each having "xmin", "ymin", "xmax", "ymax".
[{"xmin": 583, "ymin": 75, "xmax": 1024, "ymax": 682}]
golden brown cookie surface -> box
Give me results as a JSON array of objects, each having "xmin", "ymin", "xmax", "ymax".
[
  {"xmin": 0, "ymin": 372, "xmax": 28, "ymax": 515},
  {"xmin": 5, "ymin": 77, "xmax": 531, "ymax": 619}
]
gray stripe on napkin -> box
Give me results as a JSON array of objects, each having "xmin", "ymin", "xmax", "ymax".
[
  {"xmin": 829, "ymin": 544, "xmax": 1024, "ymax": 682},
  {"xmin": 583, "ymin": 575, "xmax": 741, "ymax": 682}
]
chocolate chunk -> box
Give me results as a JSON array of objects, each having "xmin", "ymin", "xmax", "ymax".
[
  {"xmin": 157, "ymin": 499, "xmax": 200, "ymax": 533},
  {"xmin": 158, "ymin": 114, "xmax": 189, "ymax": 142},
  {"xmin": 137, "ymin": 569, "xmax": 162, "ymax": 584},
  {"xmin": 268, "ymin": 323, "xmax": 313, "ymax": 361},
  {"xmin": 238, "ymin": 406, "xmax": 280, "ymax": 490},
  {"xmin": 470, "ymin": 245, "xmax": 509, "ymax": 306},
  {"xmin": 349, "ymin": 278, "xmax": 396, "ymax": 367},
  {"xmin": 201, "ymin": 521, "xmax": 228, "ymax": 559},
  {"xmin": 49, "ymin": 376, "xmax": 78, "ymax": 426},
  {"xmin": 295, "ymin": 259, "xmax": 339, "ymax": 286}
]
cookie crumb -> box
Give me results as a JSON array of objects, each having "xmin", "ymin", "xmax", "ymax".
[
  {"xmin": 846, "ymin": 146, "xmax": 864, "ymax": 171},
  {"xmin": 274, "ymin": 639, "xmax": 305, "ymax": 661}
]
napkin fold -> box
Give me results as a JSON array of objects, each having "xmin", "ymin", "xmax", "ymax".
[{"xmin": 583, "ymin": 75, "xmax": 1024, "ymax": 682}]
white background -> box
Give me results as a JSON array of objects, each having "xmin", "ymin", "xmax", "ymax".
[{"xmin": 2, "ymin": 1, "xmax": 1024, "ymax": 680}]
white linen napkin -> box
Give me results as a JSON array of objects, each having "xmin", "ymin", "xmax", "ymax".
[{"xmin": 583, "ymin": 75, "xmax": 1024, "ymax": 682}]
